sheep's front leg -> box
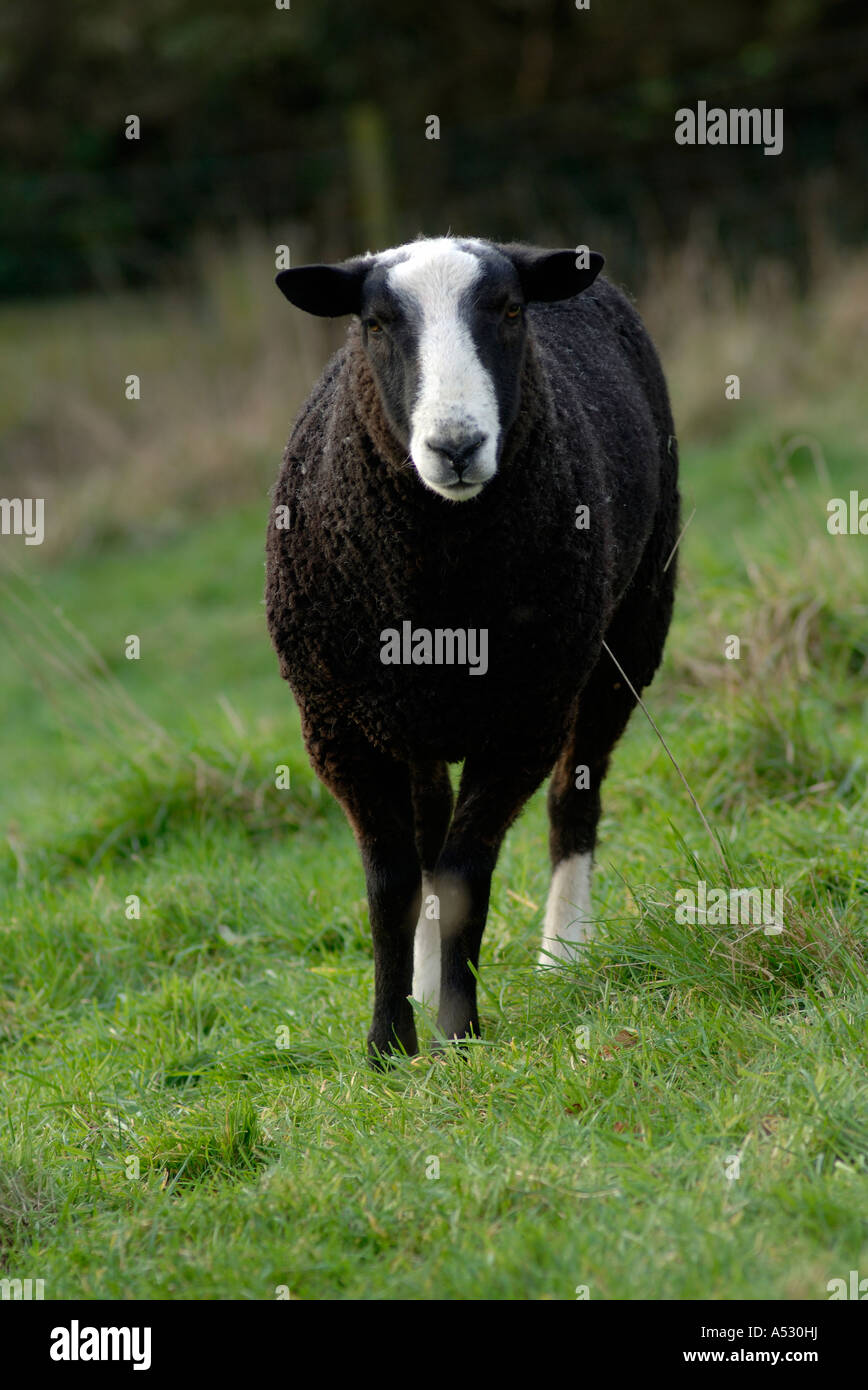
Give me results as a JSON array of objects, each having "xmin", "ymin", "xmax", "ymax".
[
  {"xmin": 434, "ymin": 755, "xmax": 550, "ymax": 1041},
  {"xmin": 360, "ymin": 823, "xmax": 422, "ymax": 1063},
  {"xmin": 300, "ymin": 710, "xmax": 420, "ymax": 1063}
]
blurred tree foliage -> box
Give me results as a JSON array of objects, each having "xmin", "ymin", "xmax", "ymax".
[{"xmin": 0, "ymin": 0, "xmax": 865, "ymax": 296}]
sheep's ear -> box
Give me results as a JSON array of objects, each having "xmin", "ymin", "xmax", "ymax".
[
  {"xmin": 504, "ymin": 246, "xmax": 604, "ymax": 302},
  {"xmin": 275, "ymin": 261, "xmax": 369, "ymax": 317}
]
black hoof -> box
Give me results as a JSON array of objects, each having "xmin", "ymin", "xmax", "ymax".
[
  {"xmin": 366, "ymin": 1025, "xmax": 418, "ymax": 1070},
  {"xmin": 436, "ymin": 1000, "xmax": 480, "ymax": 1044}
]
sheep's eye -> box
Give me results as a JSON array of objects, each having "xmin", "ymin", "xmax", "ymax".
[
  {"xmin": 365, "ymin": 318, "xmax": 383, "ymax": 333},
  {"xmin": 505, "ymin": 303, "xmax": 522, "ymax": 320}
]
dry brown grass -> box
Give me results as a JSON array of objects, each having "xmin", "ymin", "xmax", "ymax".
[
  {"xmin": 0, "ymin": 230, "xmax": 338, "ymax": 557},
  {"xmin": 0, "ymin": 225, "xmax": 865, "ymax": 559},
  {"xmin": 670, "ymin": 451, "xmax": 868, "ymax": 698},
  {"xmin": 642, "ymin": 229, "xmax": 868, "ymax": 446}
]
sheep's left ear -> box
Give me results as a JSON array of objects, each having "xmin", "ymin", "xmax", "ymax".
[
  {"xmin": 275, "ymin": 259, "xmax": 370, "ymax": 317},
  {"xmin": 505, "ymin": 246, "xmax": 604, "ymax": 302}
]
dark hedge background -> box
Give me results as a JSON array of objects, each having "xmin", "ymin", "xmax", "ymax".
[{"xmin": 2, "ymin": 0, "xmax": 866, "ymax": 297}]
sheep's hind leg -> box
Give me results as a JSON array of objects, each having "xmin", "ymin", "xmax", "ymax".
[
  {"xmin": 540, "ymin": 558, "xmax": 678, "ymax": 967},
  {"xmin": 541, "ymin": 660, "xmax": 639, "ymax": 966},
  {"xmin": 540, "ymin": 849, "xmax": 596, "ymax": 964}
]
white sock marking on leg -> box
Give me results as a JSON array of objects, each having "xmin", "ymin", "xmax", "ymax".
[
  {"xmin": 412, "ymin": 873, "xmax": 441, "ymax": 1008},
  {"xmin": 538, "ymin": 852, "xmax": 594, "ymax": 966}
]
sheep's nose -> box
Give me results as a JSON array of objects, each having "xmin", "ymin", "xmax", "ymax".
[{"xmin": 426, "ymin": 431, "xmax": 487, "ymax": 477}]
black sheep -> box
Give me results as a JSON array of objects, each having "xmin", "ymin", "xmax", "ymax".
[{"xmin": 266, "ymin": 236, "xmax": 679, "ymax": 1062}]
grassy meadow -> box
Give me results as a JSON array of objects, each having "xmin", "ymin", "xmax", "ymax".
[{"xmin": 0, "ymin": 236, "xmax": 866, "ymax": 1300}]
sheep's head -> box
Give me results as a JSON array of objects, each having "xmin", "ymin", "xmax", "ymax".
[{"xmin": 276, "ymin": 237, "xmax": 603, "ymax": 502}]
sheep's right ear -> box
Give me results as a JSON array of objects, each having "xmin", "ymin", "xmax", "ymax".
[{"xmin": 275, "ymin": 261, "xmax": 369, "ymax": 317}]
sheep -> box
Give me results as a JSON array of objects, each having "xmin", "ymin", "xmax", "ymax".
[{"xmin": 265, "ymin": 235, "xmax": 679, "ymax": 1063}]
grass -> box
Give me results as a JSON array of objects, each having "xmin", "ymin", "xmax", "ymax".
[{"xmin": 0, "ymin": 238, "xmax": 866, "ymax": 1299}]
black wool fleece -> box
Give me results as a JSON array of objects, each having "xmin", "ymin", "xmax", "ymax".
[{"xmin": 265, "ymin": 276, "xmax": 679, "ymax": 782}]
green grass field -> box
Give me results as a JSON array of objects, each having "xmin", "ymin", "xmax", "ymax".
[{"xmin": 1, "ymin": 248, "xmax": 866, "ymax": 1300}]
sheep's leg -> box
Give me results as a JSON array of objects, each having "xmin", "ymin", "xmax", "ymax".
[
  {"xmin": 541, "ymin": 569, "xmax": 673, "ymax": 965},
  {"xmin": 412, "ymin": 874, "xmax": 440, "ymax": 1008},
  {"xmin": 410, "ymin": 761, "xmax": 453, "ymax": 1012},
  {"xmin": 435, "ymin": 756, "xmax": 549, "ymax": 1040},
  {"xmin": 361, "ymin": 814, "xmax": 423, "ymax": 1064},
  {"xmin": 540, "ymin": 848, "xmax": 596, "ymax": 964},
  {"xmin": 542, "ymin": 664, "xmax": 641, "ymax": 964},
  {"xmin": 299, "ymin": 710, "xmax": 420, "ymax": 1062}
]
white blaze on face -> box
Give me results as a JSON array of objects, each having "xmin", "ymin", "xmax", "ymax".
[{"xmin": 387, "ymin": 240, "xmax": 501, "ymax": 500}]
